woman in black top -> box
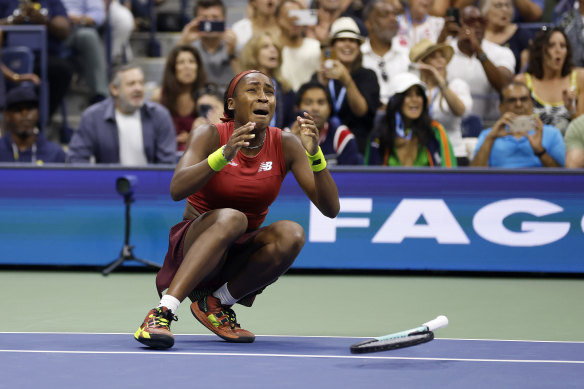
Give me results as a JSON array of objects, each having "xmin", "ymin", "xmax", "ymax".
[{"xmin": 312, "ymin": 17, "xmax": 380, "ymax": 154}]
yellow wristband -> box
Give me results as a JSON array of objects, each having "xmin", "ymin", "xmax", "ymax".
[
  {"xmin": 306, "ymin": 146, "xmax": 327, "ymax": 172},
  {"xmin": 208, "ymin": 146, "xmax": 229, "ymax": 172}
]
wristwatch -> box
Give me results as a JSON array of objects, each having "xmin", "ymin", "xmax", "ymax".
[
  {"xmin": 534, "ymin": 148, "xmax": 546, "ymax": 157},
  {"xmin": 476, "ymin": 52, "xmax": 488, "ymax": 63}
]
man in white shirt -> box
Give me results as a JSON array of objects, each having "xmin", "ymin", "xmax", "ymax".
[
  {"xmin": 361, "ymin": 0, "xmax": 411, "ymax": 107},
  {"xmin": 276, "ymin": 0, "xmax": 322, "ymax": 91},
  {"xmin": 69, "ymin": 64, "xmax": 177, "ymax": 165},
  {"xmin": 446, "ymin": 6, "xmax": 515, "ymax": 125}
]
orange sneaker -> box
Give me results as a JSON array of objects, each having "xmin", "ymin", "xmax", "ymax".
[
  {"xmin": 134, "ymin": 307, "xmax": 177, "ymax": 349},
  {"xmin": 191, "ymin": 295, "xmax": 255, "ymax": 343}
]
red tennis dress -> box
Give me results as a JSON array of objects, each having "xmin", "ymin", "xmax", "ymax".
[{"xmin": 155, "ymin": 122, "xmax": 287, "ymax": 296}]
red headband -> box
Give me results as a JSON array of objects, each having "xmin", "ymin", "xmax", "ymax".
[{"xmin": 221, "ymin": 70, "xmax": 261, "ymax": 122}]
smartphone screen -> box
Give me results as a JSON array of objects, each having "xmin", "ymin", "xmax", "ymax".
[
  {"xmin": 289, "ymin": 9, "xmax": 318, "ymax": 26},
  {"xmin": 198, "ymin": 20, "xmax": 225, "ymax": 32},
  {"xmin": 445, "ymin": 7, "xmax": 460, "ymax": 25},
  {"xmin": 321, "ymin": 46, "xmax": 337, "ymax": 62},
  {"xmin": 508, "ymin": 115, "xmax": 535, "ymax": 133}
]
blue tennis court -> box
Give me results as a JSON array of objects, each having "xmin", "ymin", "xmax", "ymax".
[{"xmin": 2, "ymin": 332, "xmax": 583, "ymax": 388}]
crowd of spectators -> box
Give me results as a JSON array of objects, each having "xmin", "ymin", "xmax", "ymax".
[{"xmin": 1, "ymin": 0, "xmax": 584, "ymax": 168}]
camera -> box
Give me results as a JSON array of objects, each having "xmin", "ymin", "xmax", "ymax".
[
  {"xmin": 116, "ymin": 175, "xmax": 137, "ymax": 199},
  {"xmin": 198, "ymin": 103, "xmax": 213, "ymax": 118},
  {"xmin": 198, "ymin": 20, "xmax": 225, "ymax": 32}
]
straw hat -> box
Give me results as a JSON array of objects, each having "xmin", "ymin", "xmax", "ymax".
[
  {"xmin": 409, "ymin": 39, "xmax": 454, "ymax": 63},
  {"xmin": 329, "ymin": 17, "xmax": 364, "ymax": 43}
]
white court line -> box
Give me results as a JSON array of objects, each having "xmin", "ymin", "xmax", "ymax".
[
  {"xmin": 1, "ymin": 332, "xmax": 583, "ymax": 344},
  {"xmin": 0, "ymin": 349, "xmax": 583, "ymax": 364}
]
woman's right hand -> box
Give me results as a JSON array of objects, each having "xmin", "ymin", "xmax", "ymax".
[
  {"xmin": 489, "ymin": 112, "xmax": 516, "ymax": 139},
  {"xmin": 223, "ymin": 122, "xmax": 257, "ymax": 160},
  {"xmin": 320, "ymin": 59, "xmax": 351, "ymax": 85}
]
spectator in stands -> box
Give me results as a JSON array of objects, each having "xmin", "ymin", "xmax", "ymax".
[
  {"xmin": 361, "ymin": 0, "xmax": 410, "ymax": 108},
  {"xmin": 61, "ymin": 0, "xmax": 109, "ymax": 105},
  {"xmin": 481, "ymin": 0, "xmax": 532, "ymax": 74},
  {"xmin": 447, "ymin": 5, "xmax": 515, "ymax": 125},
  {"xmin": 564, "ymin": 114, "xmax": 584, "ymax": 168},
  {"xmin": 0, "ymin": 30, "xmax": 41, "ymax": 86},
  {"xmin": 231, "ymin": 0, "xmax": 281, "ymax": 56},
  {"xmin": 151, "ymin": 45, "xmax": 207, "ymax": 151},
  {"xmin": 411, "ymin": 39, "xmax": 473, "ymax": 165},
  {"xmin": 178, "ymin": 0, "xmax": 236, "ymax": 91},
  {"xmin": 191, "ymin": 83, "xmax": 225, "ymax": 128},
  {"xmin": 305, "ymin": 0, "xmax": 366, "ymax": 46},
  {"xmin": 0, "ymin": 86, "xmax": 66, "ymax": 163},
  {"xmin": 367, "ymin": 72, "xmax": 457, "ymax": 166},
  {"xmin": 238, "ymin": 31, "xmax": 295, "ymax": 130},
  {"xmin": 68, "ymin": 64, "xmax": 177, "ymax": 165},
  {"xmin": 288, "ymin": 81, "xmax": 364, "ymax": 165},
  {"xmin": 515, "ymin": 27, "xmax": 584, "ymax": 135},
  {"xmin": 511, "ymin": 0, "xmax": 544, "ymax": 22},
  {"xmin": 557, "ymin": 0, "xmax": 584, "ymax": 68},
  {"xmin": 453, "ymin": 0, "xmax": 544, "ymax": 22},
  {"xmin": 275, "ymin": 0, "xmax": 321, "ymax": 91},
  {"xmin": 0, "ymin": 0, "xmax": 73, "ymax": 131},
  {"xmin": 394, "ymin": 0, "xmax": 445, "ymax": 50},
  {"xmin": 107, "ymin": 0, "xmax": 135, "ymax": 64},
  {"xmin": 312, "ymin": 17, "xmax": 380, "ymax": 154},
  {"xmin": 471, "ymin": 81, "xmax": 565, "ymax": 167}
]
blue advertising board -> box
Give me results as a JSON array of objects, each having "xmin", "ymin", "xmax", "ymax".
[{"xmin": 0, "ymin": 165, "xmax": 582, "ymax": 273}]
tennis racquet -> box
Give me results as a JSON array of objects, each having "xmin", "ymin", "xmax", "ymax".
[{"xmin": 350, "ymin": 315, "xmax": 449, "ymax": 354}]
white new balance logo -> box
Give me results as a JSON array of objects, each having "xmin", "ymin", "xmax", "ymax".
[{"xmin": 258, "ymin": 161, "xmax": 273, "ymax": 172}]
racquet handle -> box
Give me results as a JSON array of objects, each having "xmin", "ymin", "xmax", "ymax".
[{"xmin": 423, "ymin": 315, "xmax": 449, "ymax": 332}]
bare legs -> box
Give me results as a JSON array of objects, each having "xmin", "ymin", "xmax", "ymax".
[{"xmin": 166, "ymin": 209, "xmax": 306, "ymax": 302}]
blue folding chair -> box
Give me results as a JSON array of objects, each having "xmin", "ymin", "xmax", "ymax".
[
  {"xmin": 1, "ymin": 46, "xmax": 35, "ymax": 89},
  {"xmin": 461, "ymin": 114, "xmax": 485, "ymax": 138}
]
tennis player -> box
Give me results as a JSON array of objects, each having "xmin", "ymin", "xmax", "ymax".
[{"xmin": 134, "ymin": 70, "xmax": 340, "ymax": 349}]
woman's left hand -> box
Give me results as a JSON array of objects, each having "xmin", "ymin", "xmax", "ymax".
[{"xmin": 291, "ymin": 112, "xmax": 319, "ymax": 155}]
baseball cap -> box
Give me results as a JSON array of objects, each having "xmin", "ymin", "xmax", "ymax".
[
  {"xmin": 4, "ymin": 86, "xmax": 38, "ymax": 110},
  {"xmin": 388, "ymin": 72, "xmax": 427, "ymax": 97}
]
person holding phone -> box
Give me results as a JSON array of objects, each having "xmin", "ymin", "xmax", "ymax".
[
  {"xmin": 178, "ymin": 0, "xmax": 236, "ymax": 91},
  {"xmin": 151, "ymin": 45, "xmax": 208, "ymax": 151},
  {"xmin": 471, "ymin": 81, "xmax": 565, "ymax": 167},
  {"xmin": 231, "ymin": 0, "xmax": 281, "ymax": 57},
  {"xmin": 312, "ymin": 17, "xmax": 381, "ymax": 154},
  {"xmin": 275, "ymin": 0, "xmax": 321, "ymax": 91}
]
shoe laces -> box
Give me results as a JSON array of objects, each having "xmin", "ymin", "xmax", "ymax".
[
  {"xmin": 223, "ymin": 307, "xmax": 241, "ymax": 329},
  {"xmin": 149, "ymin": 307, "xmax": 178, "ymax": 329}
]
